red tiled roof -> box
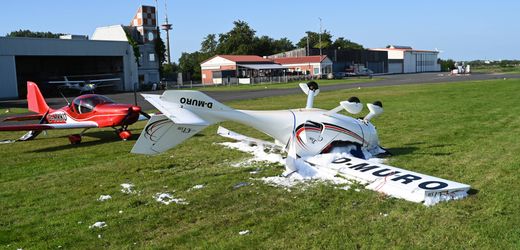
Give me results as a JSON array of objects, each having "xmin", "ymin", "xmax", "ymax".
[
  {"xmin": 272, "ymin": 56, "xmax": 327, "ymax": 64},
  {"xmin": 201, "ymin": 55, "xmax": 273, "ymax": 64},
  {"xmin": 219, "ymin": 55, "xmax": 273, "ymax": 63}
]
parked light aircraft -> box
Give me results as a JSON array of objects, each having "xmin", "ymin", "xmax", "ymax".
[
  {"xmin": 0, "ymin": 82, "xmax": 149, "ymax": 144},
  {"xmin": 131, "ymin": 81, "xmax": 470, "ymax": 205},
  {"xmin": 48, "ymin": 76, "xmax": 120, "ymax": 93}
]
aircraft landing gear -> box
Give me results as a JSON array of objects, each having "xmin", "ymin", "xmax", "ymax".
[
  {"xmin": 68, "ymin": 128, "xmax": 90, "ymax": 144},
  {"xmin": 115, "ymin": 126, "xmax": 132, "ymax": 140},
  {"xmin": 118, "ymin": 130, "xmax": 132, "ymax": 140},
  {"xmin": 68, "ymin": 134, "xmax": 82, "ymax": 144}
]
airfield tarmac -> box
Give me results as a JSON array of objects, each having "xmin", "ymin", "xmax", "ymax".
[{"xmin": 1, "ymin": 72, "xmax": 519, "ymax": 112}]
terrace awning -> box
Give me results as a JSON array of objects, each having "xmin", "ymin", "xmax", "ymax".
[{"xmin": 237, "ymin": 64, "xmax": 287, "ymax": 70}]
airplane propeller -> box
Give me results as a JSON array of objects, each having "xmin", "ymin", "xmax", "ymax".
[{"xmin": 133, "ymin": 83, "xmax": 151, "ymax": 119}]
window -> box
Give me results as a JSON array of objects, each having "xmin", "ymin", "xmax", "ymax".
[
  {"xmin": 148, "ymin": 53, "xmax": 156, "ymax": 62},
  {"xmin": 72, "ymin": 95, "xmax": 114, "ymax": 114}
]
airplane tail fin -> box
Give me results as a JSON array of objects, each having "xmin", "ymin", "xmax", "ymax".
[
  {"xmin": 27, "ymin": 81, "xmax": 50, "ymax": 114},
  {"xmin": 132, "ymin": 90, "xmax": 231, "ymax": 155}
]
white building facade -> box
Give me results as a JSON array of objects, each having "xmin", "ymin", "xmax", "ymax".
[{"xmin": 371, "ymin": 46, "xmax": 440, "ymax": 74}]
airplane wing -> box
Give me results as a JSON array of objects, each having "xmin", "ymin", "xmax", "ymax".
[
  {"xmin": 89, "ymin": 78, "xmax": 120, "ymax": 83},
  {"xmin": 306, "ymin": 156, "xmax": 470, "ymax": 206},
  {"xmin": 48, "ymin": 80, "xmax": 85, "ymax": 84},
  {"xmin": 0, "ymin": 122, "xmax": 98, "ymax": 131},
  {"xmin": 3, "ymin": 114, "xmax": 44, "ymax": 122}
]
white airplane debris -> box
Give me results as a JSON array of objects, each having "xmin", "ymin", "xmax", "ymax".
[
  {"xmin": 97, "ymin": 195, "xmax": 112, "ymax": 202},
  {"xmin": 154, "ymin": 193, "xmax": 188, "ymax": 205},
  {"xmin": 89, "ymin": 222, "xmax": 107, "ymax": 229}
]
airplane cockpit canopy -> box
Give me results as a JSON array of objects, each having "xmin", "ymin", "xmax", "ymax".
[{"xmin": 72, "ymin": 94, "xmax": 115, "ymax": 114}]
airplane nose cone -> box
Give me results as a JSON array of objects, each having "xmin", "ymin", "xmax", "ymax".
[{"xmin": 131, "ymin": 106, "xmax": 141, "ymax": 113}]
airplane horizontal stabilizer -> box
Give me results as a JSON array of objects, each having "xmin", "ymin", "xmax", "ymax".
[
  {"xmin": 3, "ymin": 114, "xmax": 44, "ymax": 122},
  {"xmin": 131, "ymin": 114, "xmax": 207, "ymax": 155},
  {"xmin": 0, "ymin": 122, "xmax": 97, "ymax": 131}
]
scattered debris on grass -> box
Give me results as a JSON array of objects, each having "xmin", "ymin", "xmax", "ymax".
[
  {"xmin": 188, "ymin": 184, "xmax": 205, "ymax": 191},
  {"xmin": 154, "ymin": 193, "xmax": 189, "ymax": 205},
  {"xmin": 233, "ymin": 182, "xmax": 250, "ymax": 189},
  {"xmin": 219, "ymin": 141, "xmax": 284, "ymax": 167},
  {"xmin": 220, "ymin": 141, "xmax": 388, "ymax": 192},
  {"xmin": 121, "ymin": 183, "xmax": 135, "ymax": 194},
  {"xmin": 336, "ymin": 185, "xmax": 351, "ymax": 191},
  {"xmin": 97, "ymin": 195, "xmax": 112, "ymax": 202},
  {"xmin": 239, "ymin": 230, "xmax": 250, "ymax": 235},
  {"xmin": 249, "ymin": 169, "xmax": 261, "ymax": 175},
  {"xmin": 89, "ymin": 221, "xmax": 107, "ymax": 229}
]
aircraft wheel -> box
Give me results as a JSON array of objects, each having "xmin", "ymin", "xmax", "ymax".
[
  {"xmin": 118, "ymin": 130, "xmax": 132, "ymax": 140},
  {"xmin": 68, "ymin": 134, "xmax": 82, "ymax": 144}
]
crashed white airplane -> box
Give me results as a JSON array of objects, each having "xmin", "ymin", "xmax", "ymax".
[{"xmin": 132, "ymin": 82, "xmax": 470, "ymax": 205}]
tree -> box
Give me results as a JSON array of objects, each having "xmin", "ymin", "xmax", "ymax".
[
  {"xmin": 252, "ymin": 35, "xmax": 274, "ymax": 56},
  {"xmin": 271, "ymin": 38, "xmax": 296, "ymax": 54},
  {"xmin": 296, "ymin": 31, "xmax": 333, "ymax": 50},
  {"xmin": 438, "ymin": 59, "xmax": 455, "ymax": 72},
  {"xmin": 125, "ymin": 31, "xmax": 141, "ymax": 65},
  {"xmin": 6, "ymin": 29, "xmax": 64, "ymax": 38},
  {"xmin": 162, "ymin": 62, "xmax": 178, "ymax": 80},
  {"xmin": 154, "ymin": 38, "xmax": 166, "ymax": 65},
  {"xmin": 200, "ymin": 34, "xmax": 218, "ymax": 55},
  {"xmin": 178, "ymin": 20, "xmax": 297, "ymax": 80},
  {"xmin": 178, "ymin": 51, "xmax": 211, "ymax": 80},
  {"xmin": 216, "ymin": 20, "xmax": 256, "ymax": 54},
  {"xmin": 332, "ymin": 37, "xmax": 363, "ymax": 50}
]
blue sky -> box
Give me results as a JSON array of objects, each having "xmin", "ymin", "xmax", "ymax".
[{"xmin": 2, "ymin": 0, "xmax": 518, "ymax": 62}]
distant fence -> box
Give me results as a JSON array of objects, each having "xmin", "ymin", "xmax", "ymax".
[{"xmin": 150, "ymin": 75, "xmax": 325, "ymax": 90}]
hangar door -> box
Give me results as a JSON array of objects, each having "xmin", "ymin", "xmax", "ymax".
[
  {"xmin": 15, "ymin": 56, "xmax": 124, "ymax": 98},
  {"xmin": 388, "ymin": 59, "xmax": 403, "ymax": 74}
]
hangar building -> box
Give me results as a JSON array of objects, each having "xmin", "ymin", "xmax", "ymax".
[
  {"xmin": 270, "ymin": 48, "xmax": 388, "ymax": 74},
  {"xmin": 0, "ymin": 36, "xmax": 137, "ymax": 99},
  {"xmin": 0, "ymin": 5, "xmax": 160, "ymax": 100},
  {"xmin": 370, "ymin": 45, "xmax": 440, "ymax": 74}
]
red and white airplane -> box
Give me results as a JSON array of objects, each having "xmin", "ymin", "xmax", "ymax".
[{"xmin": 0, "ymin": 81, "xmax": 150, "ymax": 144}]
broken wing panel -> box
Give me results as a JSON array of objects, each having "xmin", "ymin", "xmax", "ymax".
[{"xmin": 309, "ymin": 156, "xmax": 470, "ymax": 205}]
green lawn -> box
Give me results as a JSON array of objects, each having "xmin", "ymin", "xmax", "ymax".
[
  {"xmin": 1, "ymin": 78, "xmax": 520, "ymax": 249},
  {"xmin": 0, "ymin": 108, "xmax": 30, "ymax": 115},
  {"xmin": 471, "ymin": 65, "xmax": 520, "ymax": 74},
  {"xmin": 184, "ymin": 77, "xmax": 376, "ymax": 92}
]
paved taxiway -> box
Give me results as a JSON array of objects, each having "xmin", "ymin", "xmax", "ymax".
[{"xmin": 1, "ymin": 72, "xmax": 519, "ymax": 112}]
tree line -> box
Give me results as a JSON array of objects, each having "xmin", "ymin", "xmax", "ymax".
[{"xmin": 178, "ymin": 20, "xmax": 364, "ymax": 80}]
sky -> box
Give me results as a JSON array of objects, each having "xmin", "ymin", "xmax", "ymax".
[{"xmin": 2, "ymin": 0, "xmax": 518, "ymax": 62}]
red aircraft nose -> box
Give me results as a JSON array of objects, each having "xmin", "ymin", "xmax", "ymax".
[{"xmin": 131, "ymin": 106, "xmax": 141, "ymax": 113}]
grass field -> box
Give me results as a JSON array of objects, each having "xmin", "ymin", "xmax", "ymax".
[
  {"xmin": 1, "ymin": 78, "xmax": 520, "ymax": 249},
  {"xmin": 0, "ymin": 108, "xmax": 30, "ymax": 115},
  {"xmin": 471, "ymin": 65, "xmax": 520, "ymax": 74}
]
